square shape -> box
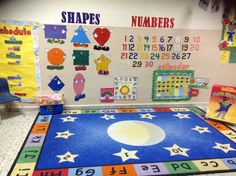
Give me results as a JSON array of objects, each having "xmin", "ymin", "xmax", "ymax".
[
  {"xmin": 152, "ymin": 70, "xmax": 194, "ymax": 101},
  {"xmin": 73, "ymin": 50, "xmax": 89, "ymax": 66},
  {"xmin": 114, "ymin": 76, "xmax": 137, "ymax": 100},
  {"xmin": 48, "ymin": 76, "xmax": 65, "ymax": 92}
]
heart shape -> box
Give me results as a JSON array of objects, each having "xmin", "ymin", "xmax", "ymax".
[{"xmin": 93, "ymin": 28, "xmax": 110, "ymax": 46}]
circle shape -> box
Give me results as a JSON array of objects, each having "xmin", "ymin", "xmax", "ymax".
[
  {"xmin": 107, "ymin": 120, "xmax": 166, "ymax": 146},
  {"xmin": 120, "ymin": 85, "xmax": 130, "ymax": 95},
  {"xmin": 48, "ymin": 48, "xmax": 65, "ymax": 65}
]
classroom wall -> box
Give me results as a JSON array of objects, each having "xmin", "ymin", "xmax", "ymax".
[{"xmin": 1, "ymin": 0, "xmax": 235, "ymax": 108}]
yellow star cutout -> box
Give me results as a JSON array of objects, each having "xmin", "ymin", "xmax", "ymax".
[{"xmin": 94, "ymin": 54, "xmax": 111, "ymax": 72}]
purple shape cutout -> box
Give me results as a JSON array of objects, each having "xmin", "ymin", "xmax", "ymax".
[{"xmin": 44, "ymin": 25, "xmax": 67, "ymax": 39}]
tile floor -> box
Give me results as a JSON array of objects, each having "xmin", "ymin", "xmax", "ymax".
[
  {"xmin": 0, "ymin": 108, "xmax": 236, "ymax": 176},
  {"xmin": 0, "ymin": 111, "xmax": 36, "ymax": 176}
]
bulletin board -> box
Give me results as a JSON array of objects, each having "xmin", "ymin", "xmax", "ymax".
[
  {"xmin": 38, "ymin": 24, "xmax": 236, "ymax": 106},
  {"xmin": 0, "ymin": 20, "xmax": 39, "ymax": 102}
]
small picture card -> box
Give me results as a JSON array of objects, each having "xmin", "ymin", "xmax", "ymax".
[
  {"xmin": 114, "ymin": 76, "xmax": 138, "ymax": 100},
  {"xmin": 100, "ymin": 88, "xmax": 114, "ymax": 103}
]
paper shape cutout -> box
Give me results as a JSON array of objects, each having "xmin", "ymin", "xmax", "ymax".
[
  {"xmin": 71, "ymin": 25, "xmax": 90, "ymax": 47},
  {"xmin": 48, "ymin": 76, "xmax": 65, "ymax": 92},
  {"xmin": 206, "ymin": 84, "xmax": 236, "ymax": 124},
  {"xmin": 73, "ymin": 73, "xmax": 85, "ymax": 101},
  {"xmin": 189, "ymin": 88, "xmax": 199, "ymax": 97},
  {"xmin": 100, "ymin": 88, "xmax": 114, "ymax": 102},
  {"xmin": 44, "ymin": 25, "xmax": 67, "ymax": 44},
  {"xmin": 47, "ymin": 48, "xmax": 65, "ymax": 70},
  {"xmin": 114, "ymin": 76, "xmax": 137, "ymax": 100},
  {"xmin": 94, "ymin": 54, "xmax": 111, "ymax": 75},
  {"xmin": 219, "ymin": 40, "xmax": 228, "ymax": 49},
  {"xmin": 220, "ymin": 50, "xmax": 230, "ymax": 63},
  {"xmin": 93, "ymin": 28, "xmax": 110, "ymax": 51},
  {"xmin": 152, "ymin": 70, "xmax": 194, "ymax": 101},
  {"xmin": 72, "ymin": 50, "xmax": 89, "ymax": 71}
]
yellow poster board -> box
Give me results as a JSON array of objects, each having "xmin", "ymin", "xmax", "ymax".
[{"xmin": 0, "ymin": 21, "xmax": 37, "ymax": 101}]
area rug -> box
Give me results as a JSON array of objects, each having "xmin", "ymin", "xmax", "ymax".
[{"xmin": 8, "ymin": 107, "xmax": 236, "ymax": 176}]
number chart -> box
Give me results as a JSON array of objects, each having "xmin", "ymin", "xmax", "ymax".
[
  {"xmin": 152, "ymin": 70, "xmax": 194, "ymax": 101},
  {"xmin": 121, "ymin": 34, "xmax": 201, "ymax": 68}
]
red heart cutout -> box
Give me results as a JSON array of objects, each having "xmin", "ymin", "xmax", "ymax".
[{"xmin": 93, "ymin": 28, "xmax": 110, "ymax": 46}]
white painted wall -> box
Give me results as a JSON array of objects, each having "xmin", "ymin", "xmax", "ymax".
[{"xmin": 0, "ymin": 0, "xmax": 223, "ymax": 30}]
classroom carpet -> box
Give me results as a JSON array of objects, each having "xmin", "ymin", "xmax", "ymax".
[{"xmin": 8, "ymin": 107, "xmax": 236, "ymax": 176}]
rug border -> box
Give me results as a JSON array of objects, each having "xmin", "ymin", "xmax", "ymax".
[{"xmin": 7, "ymin": 107, "xmax": 236, "ymax": 176}]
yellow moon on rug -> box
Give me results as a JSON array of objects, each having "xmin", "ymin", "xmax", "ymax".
[{"xmin": 107, "ymin": 120, "xmax": 166, "ymax": 146}]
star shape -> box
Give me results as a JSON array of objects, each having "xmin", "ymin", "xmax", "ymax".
[
  {"xmin": 100, "ymin": 114, "xmax": 116, "ymax": 120},
  {"xmin": 140, "ymin": 113, "xmax": 156, "ymax": 119},
  {"xmin": 192, "ymin": 126, "xmax": 211, "ymax": 134},
  {"xmin": 60, "ymin": 116, "xmax": 77, "ymax": 122},
  {"xmin": 213, "ymin": 142, "xmax": 236, "ymax": 153},
  {"xmin": 173, "ymin": 113, "xmax": 191, "ymax": 119},
  {"xmin": 55, "ymin": 130, "xmax": 75, "ymax": 139},
  {"xmin": 56, "ymin": 151, "xmax": 79, "ymax": 163},
  {"xmin": 164, "ymin": 144, "xmax": 190, "ymax": 157},
  {"xmin": 113, "ymin": 148, "xmax": 139, "ymax": 162}
]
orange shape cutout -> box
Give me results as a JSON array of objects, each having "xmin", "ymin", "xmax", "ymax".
[{"xmin": 47, "ymin": 48, "xmax": 65, "ymax": 65}]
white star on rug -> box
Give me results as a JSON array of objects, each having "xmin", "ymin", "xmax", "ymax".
[
  {"xmin": 173, "ymin": 113, "xmax": 190, "ymax": 119},
  {"xmin": 164, "ymin": 144, "xmax": 190, "ymax": 157},
  {"xmin": 213, "ymin": 142, "xmax": 236, "ymax": 153},
  {"xmin": 100, "ymin": 114, "xmax": 116, "ymax": 120},
  {"xmin": 60, "ymin": 116, "xmax": 77, "ymax": 122},
  {"xmin": 56, "ymin": 151, "xmax": 79, "ymax": 163},
  {"xmin": 192, "ymin": 126, "xmax": 211, "ymax": 134},
  {"xmin": 113, "ymin": 148, "xmax": 139, "ymax": 162},
  {"xmin": 55, "ymin": 130, "xmax": 75, "ymax": 139},
  {"xmin": 140, "ymin": 113, "xmax": 156, "ymax": 119}
]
